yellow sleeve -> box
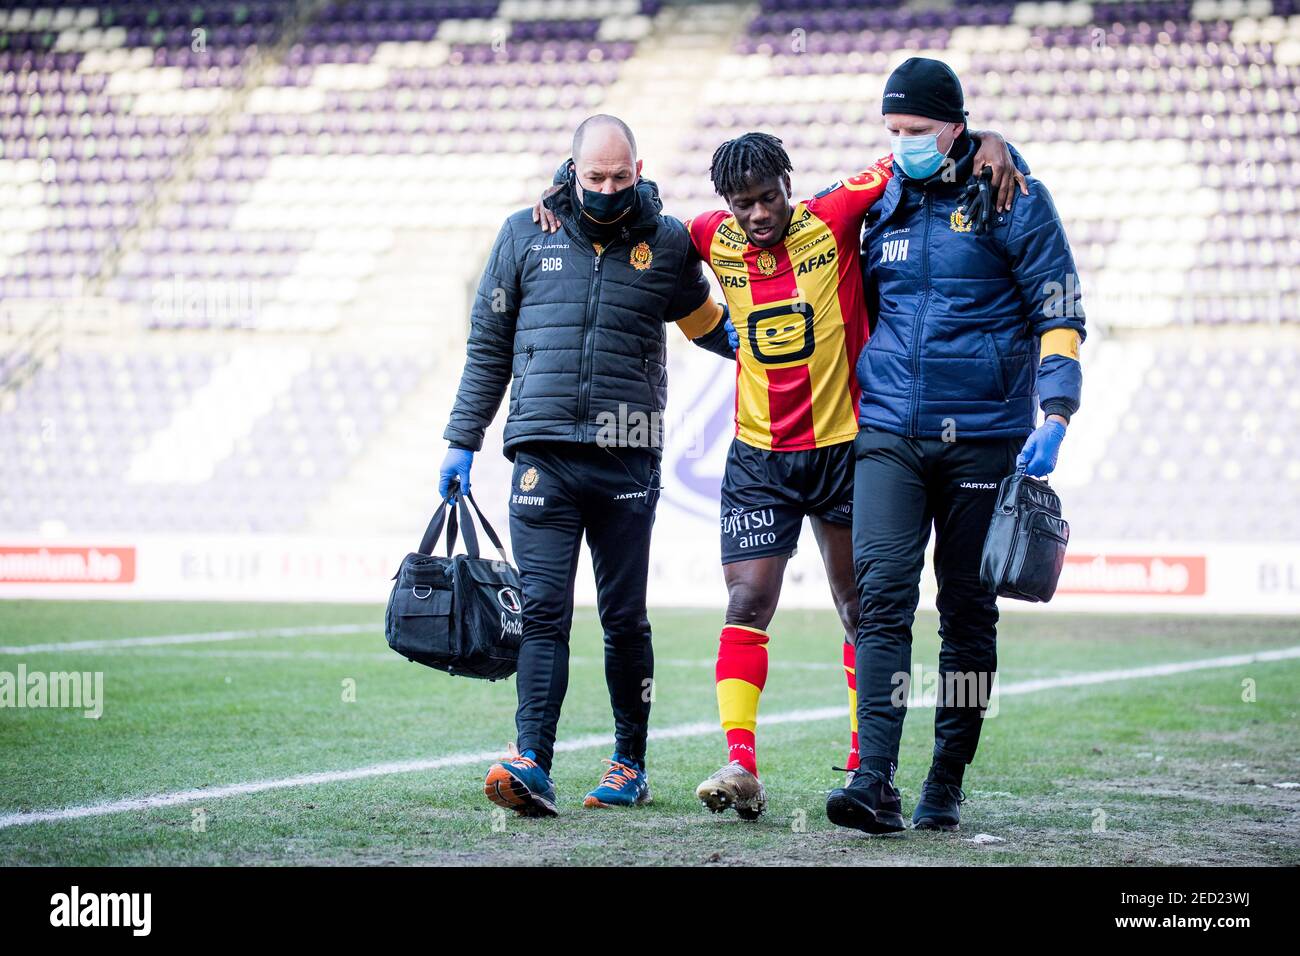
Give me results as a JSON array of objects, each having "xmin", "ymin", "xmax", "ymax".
[
  {"xmin": 1040, "ymin": 328, "xmax": 1080, "ymax": 361},
  {"xmin": 675, "ymin": 299, "xmax": 724, "ymax": 339}
]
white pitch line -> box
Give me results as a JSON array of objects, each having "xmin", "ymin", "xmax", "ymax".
[
  {"xmin": 95, "ymin": 648, "xmax": 399, "ymax": 663},
  {"xmin": 1001, "ymin": 645, "xmax": 1300, "ymax": 694},
  {"xmin": 0, "ymin": 624, "xmax": 377, "ymax": 656},
  {"xmin": 0, "ymin": 628, "xmax": 833, "ymax": 669},
  {"xmin": 2, "ymin": 644, "xmax": 1297, "ymax": 831},
  {"xmin": 81, "ymin": 647, "xmax": 840, "ymax": 671}
]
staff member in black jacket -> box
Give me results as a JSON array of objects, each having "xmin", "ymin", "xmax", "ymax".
[{"xmin": 440, "ymin": 115, "xmax": 733, "ymax": 816}]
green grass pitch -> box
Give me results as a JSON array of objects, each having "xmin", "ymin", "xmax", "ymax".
[{"xmin": 0, "ymin": 600, "xmax": 1297, "ymax": 866}]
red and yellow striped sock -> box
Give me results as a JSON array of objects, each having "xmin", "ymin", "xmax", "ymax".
[
  {"xmin": 843, "ymin": 640, "xmax": 859, "ymax": 771},
  {"xmin": 715, "ymin": 624, "xmax": 769, "ymax": 776}
]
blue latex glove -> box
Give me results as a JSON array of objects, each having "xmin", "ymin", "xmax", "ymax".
[
  {"xmin": 1017, "ymin": 420, "xmax": 1066, "ymax": 477},
  {"xmin": 439, "ymin": 447, "xmax": 474, "ymax": 501},
  {"xmin": 724, "ymin": 316, "xmax": 739, "ymax": 352}
]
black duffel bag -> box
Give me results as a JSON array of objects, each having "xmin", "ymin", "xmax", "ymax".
[
  {"xmin": 384, "ymin": 485, "xmax": 522, "ymax": 680},
  {"xmin": 979, "ymin": 466, "xmax": 1070, "ymax": 603}
]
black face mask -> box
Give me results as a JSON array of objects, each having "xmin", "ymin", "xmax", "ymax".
[{"xmin": 575, "ymin": 179, "xmax": 637, "ymax": 227}]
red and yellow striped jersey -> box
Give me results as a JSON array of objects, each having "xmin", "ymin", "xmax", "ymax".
[{"xmin": 686, "ymin": 157, "xmax": 893, "ymax": 451}]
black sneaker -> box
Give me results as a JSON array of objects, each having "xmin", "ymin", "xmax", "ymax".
[
  {"xmin": 826, "ymin": 767, "xmax": 906, "ymax": 834},
  {"xmin": 911, "ymin": 775, "xmax": 966, "ymax": 831}
]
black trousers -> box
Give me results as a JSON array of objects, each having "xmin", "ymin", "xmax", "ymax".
[
  {"xmin": 507, "ymin": 441, "xmax": 659, "ymax": 774},
  {"xmin": 851, "ymin": 427, "xmax": 1021, "ymax": 771}
]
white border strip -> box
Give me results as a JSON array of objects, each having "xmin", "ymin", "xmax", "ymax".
[{"xmin": 2, "ymin": 645, "xmax": 1297, "ymax": 830}]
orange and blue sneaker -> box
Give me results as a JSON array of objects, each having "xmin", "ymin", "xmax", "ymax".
[
  {"xmin": 484, "ymin": 743, "xmax": 558, "ymax": 817},
  {"xmin": 582, "ymin": 753, "xmax": 651, "ymax": 808}
]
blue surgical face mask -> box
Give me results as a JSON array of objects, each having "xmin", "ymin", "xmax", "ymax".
[{"xmin": 890, "ymin": 123, "xmax": 953, "ymax": 180}]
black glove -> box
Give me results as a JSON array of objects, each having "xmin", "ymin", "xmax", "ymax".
[{"xmin": 959, "ymin": 166, "xmax": 995, "ymax": 235}]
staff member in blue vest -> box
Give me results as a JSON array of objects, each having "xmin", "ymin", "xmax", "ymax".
[{"xmin": 826, "ymin": 59, "xmax": 1085, "ymax": 835}]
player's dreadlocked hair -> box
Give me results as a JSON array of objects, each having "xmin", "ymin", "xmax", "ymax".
[{"xmin": 709, "ymin": 132, "xmax": 793, "ymax": 199}]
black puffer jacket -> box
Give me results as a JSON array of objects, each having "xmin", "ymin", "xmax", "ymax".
[{"xmin": 444, "ymin": 178, "xmax": 713, "ymax": 459}]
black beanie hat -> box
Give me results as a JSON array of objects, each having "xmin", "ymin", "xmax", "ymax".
[{"xmin": 881, "ymin": 57, "xmax": 967, "ymax": 124}]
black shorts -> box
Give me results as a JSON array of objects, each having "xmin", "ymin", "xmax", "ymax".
[{"xmin": 719, "ymin": 437, "xmax": 855, "ymax": 564}]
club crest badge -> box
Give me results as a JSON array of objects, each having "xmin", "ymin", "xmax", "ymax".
[
  {"xmin": 519, "ymin": 467, "xmax": 539, "ymax": 492},
  {"xmin": 755, "ymin": 249, "xmax": 778, "ymax": 276},
  {"xmin": 497, "ymin": 587, "xmax": 522, "ymax": 614},
  {"xmin": 950, "ymin": 208, "xmax": 973, "ymax": 233},
  {"xmin": 630, "ymin": 242, "xmax": 653, "ymax": 270}
]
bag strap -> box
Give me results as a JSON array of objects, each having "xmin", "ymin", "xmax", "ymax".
[
  {"xmin": 416, "ymin": 496, "xmax": 454, "ymax": 556},
  {"xmin": 997, "ymin": 466, "xmax": 1025, "ymax": 516},
  {"xmin": 416, "ymin": 484, "xmax": 510, "ymax": 564},
  {"xmin": 463, "ymin": 490, "xmax": 511, "ymax": 565},
  {"xmin": 449, "ymin": 493, "xmax": 480, "ymax": 559},
  {"xmin": 1015, "ymin": 461, "xmax": 1055, "ymax": 486},
  {"xmin": 416, "ymin": 478, "xmax": 480, "ymax": 558}
]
